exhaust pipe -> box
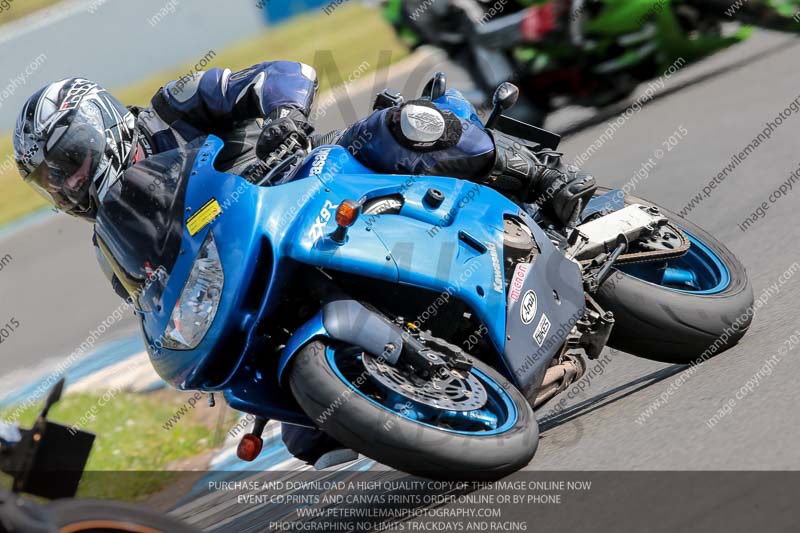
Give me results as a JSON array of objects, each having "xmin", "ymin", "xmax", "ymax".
[{"xmin": 533, "ymin": 358, "xmax": 583, "ymax": 408}]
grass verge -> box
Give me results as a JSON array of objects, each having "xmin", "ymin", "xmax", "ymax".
[
  {"xmin": 0, "ymin": 3, "xmax": 407, "ymax": 226},
  {"xmin": 0, "ymin": 0, "xmax": 63, "ymax": 26},
  {"xmin": 1, "ymin": 389, "xmax": 227, "ymax": 500}
]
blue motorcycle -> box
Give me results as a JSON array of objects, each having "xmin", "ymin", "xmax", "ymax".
[{"xmin": 95, "ymin": 80, "xmax": 753, "ymax": 480}]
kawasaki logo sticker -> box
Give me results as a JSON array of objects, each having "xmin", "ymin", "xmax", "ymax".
[{"xmin": 487, "ymin": 242, "xmax": 503, "ymax": 293}]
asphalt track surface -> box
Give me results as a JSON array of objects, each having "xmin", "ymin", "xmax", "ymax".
[{"xmin": 1, "ymin": 20, "xmax": 799, "ymax": 532}]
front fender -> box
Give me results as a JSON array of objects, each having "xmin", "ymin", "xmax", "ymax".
[{"xmin": 277, "ymin": 299, "xmax": 407, "ymax": 383}]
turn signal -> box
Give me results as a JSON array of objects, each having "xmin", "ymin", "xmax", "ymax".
[
  {"xmin": 331, "ymin": 199, "xmax": 361, "ymax": 244},
  {"xmin": 335, "ymin": 199, "xmax": 360, "ymax": 227},
  {"xmin": 237, "ymin": 434, "xmax": 263, "ymax": 462}
]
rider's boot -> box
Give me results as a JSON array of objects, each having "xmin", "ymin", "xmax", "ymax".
[{"xmin": 486, "ymin": 131, "xmax": 597, "ymax": 226}]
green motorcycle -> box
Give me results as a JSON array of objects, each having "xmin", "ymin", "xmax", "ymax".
[{"xmin": 384, "ymin": 0, "xmax": 800, "ymax": 124}]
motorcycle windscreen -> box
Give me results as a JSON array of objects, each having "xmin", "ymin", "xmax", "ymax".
[{"xmin": 94, "ymin": 137, "xmax": 206, "ymax": 312}]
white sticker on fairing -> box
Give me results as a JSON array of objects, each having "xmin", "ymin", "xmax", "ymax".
[
  {"xmin": 520, "ymin": 290, "xmax": 537, "ymax": 325},
  {"xmin": 533, "ymin": 313, "xmax": 551, "ymax": 347},
  {"xmin": 508, "ymin": 263, "xmax": 530, "ymax": 303}
]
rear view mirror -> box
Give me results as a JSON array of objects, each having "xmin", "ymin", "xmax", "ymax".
[{"xmin": 486, "ymin": 82, "xmax": 520, "ymax": 127}]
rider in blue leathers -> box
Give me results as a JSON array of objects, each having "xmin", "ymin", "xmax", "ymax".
[{"xmin": 14, "ymin": 60, "xmax": 595, "ymax": 468}]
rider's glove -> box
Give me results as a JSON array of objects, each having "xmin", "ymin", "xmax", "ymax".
[
  {"xmin": 257, "ymin": 106, "xmax": 313, "ymax": 161},
  {"xmin": 266, "ymin": 106, "xmax": 313, "ymax": 134}
]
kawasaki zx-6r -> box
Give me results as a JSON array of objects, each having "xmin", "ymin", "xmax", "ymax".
[{"xmin": 95, "ymin": 80, "xmax": 753, "ymax": 480}]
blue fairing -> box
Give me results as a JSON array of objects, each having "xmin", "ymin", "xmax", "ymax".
[
  {"xmin": 433, "ymin": 89, "xmax": 485, "ymax": 125},
  {"xmin": 137, "ymin": 135, "xmax": 584, "ymax": 424}
]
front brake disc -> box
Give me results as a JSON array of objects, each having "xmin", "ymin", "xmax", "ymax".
[{"xmin": 362, "ymin": 353, "xmax": 487, "ymax": 412}]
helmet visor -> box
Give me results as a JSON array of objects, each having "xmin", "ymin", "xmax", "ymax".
[{"xmin": 25, "ymin": 102, "xmax": 107, "ymax": 214}]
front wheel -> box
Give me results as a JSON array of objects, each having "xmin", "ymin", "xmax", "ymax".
[
  {"xmin": 289, "ymin": 341, "xmax": 538, "ymax": 480},
  {"xmin": 47, "ymin": 499, "xmax": 199, "ymax": 532},
  {"xmin": 593, "ymin": 189, "xmax": 754, "ymax": 364}
]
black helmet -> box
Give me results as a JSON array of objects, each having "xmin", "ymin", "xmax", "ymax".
[{"xmin": 13, "ymin": 78, "xmax": 136, "ymax": 220}]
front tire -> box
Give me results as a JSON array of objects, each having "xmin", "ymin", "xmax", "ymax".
[
  {"xmin": 594, "ymin": 189, "xmax": 754, "ymax": 363},
  {"xmin": 289, "ymin": 341, "xmax": 538, "ymax": 480},
  {"xmin": 47, "ymin": 499, "xmax": 198, "ymax": 533}
]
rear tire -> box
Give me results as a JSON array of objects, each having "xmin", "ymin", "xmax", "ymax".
[
  {"xmin": 594, "ymin": 189, "xmax": 754, "ymax": 363},
  {"xmin": 289, "ymin": 341, "xmax": 538, "ymax": 480}
]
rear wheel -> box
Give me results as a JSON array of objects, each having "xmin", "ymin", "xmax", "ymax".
[
  {"xmin": 289, "ymin": 341, "xmax": 538, "ymax": 480},
  {"xmin": 593, "ymin": 189, "xmax": 754, "ymax": 363}
]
